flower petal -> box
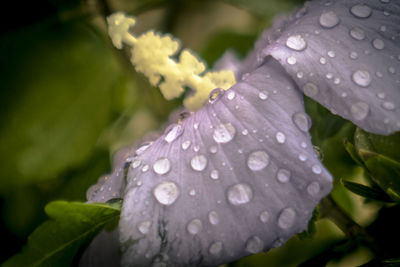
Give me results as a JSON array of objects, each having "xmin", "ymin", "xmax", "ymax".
[
  {"xmin": 247, "ymin": 0, "xmax": 400, "ymax": 135},
  {"xmin": 118, "ymin": 59, "xmax": 332, "ymax": 266}
]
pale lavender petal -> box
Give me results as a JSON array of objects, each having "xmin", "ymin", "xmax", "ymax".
[
  {"xmin": 118, "ymin": 59, "xmax": 332, "ymax": 267},
  {"xmin": 251, "ymin": 0, "xmax": 400, "ymax": 134}
]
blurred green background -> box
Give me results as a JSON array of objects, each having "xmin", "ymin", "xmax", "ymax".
[{"xmin": 1, "ymin": 0, "xmax": 399, "ymax": 266}]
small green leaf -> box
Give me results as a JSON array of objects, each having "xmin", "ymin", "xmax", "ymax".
[
  {"xmin": 341, "ymin": 179, "xmax": 393, "ymax": 203},
  {"xmin": 3, "ymin": 201, "xmax": 121, "ymax": 267},
  {"xmin": 343, "ymin": 140, "xmax": 364, "ymax": 167}
]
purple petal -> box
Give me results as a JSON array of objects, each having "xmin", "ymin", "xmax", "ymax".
[
  {"xmin": 118, "ymin": 59, "xmax": 332, "ymax": 266},
  {"xmin": 246, "ymin": 0, "xmax": 400, "ymax": 135}
]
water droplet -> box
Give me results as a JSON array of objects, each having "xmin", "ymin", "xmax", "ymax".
[
  {"xmin": 299, "ymin": 153, "xmax": 308, "ymax": 161},
  {"xmin": 278, "ymin": 208, "xmax": 296, "ymax": 229},
  {"xmin": 275, "ymin": 132, "xmax": 286, "ymax": 144},
  {"xmin": 293, "ymin": 112, "xmax": 311, "ymax": 132},
  {"xmin": 380, "ymin": 25, "xmax": 387, "ymax": 32},
  {"xmin": 333, "ymin": 78, "xmax": 341, "ymax": 85},
  {"xmin": 210, "ymin": 146, "xmax": 217, "ymax": 154},
  {"xmin": 227, "ymin": 183, "xmax": 253, "ymax": 205},
  {"xmin": 209, "ymin": 241, "xmax": 223, "ymax": 255},
  {"xmin": 297, "ymin": 72, "xmax": 304, "ymax": 79},
  {"xmin": 319, "ymin": 57, "xmax": 327, "ymax": 64},
  {"xmin": 181, "ymin": 140, "xmax": 191, "ymax": 150},
  {"xmin": 350, "ymin": 51, "xmax": 359, "ymax": 60},
  {"xmin": 138, "ymin": 221, "xmax": 151, "ymax": 234},
  {"xmin": 187, "ymin": 219, "xmax": 202, "ymax": 235},
  {"xmin": 287, "ymin": 56, "xmax": 297, "ymax": 65},
  {"xmin": 260, "ymin": 211, "xmax": 270, "ymax": 223},
  {"xmin": 351, "ymin": 4, "xmax": 372, "ymax": 18},
  {"xmin": 247, "ymin": 151, "xmax": 270, "ymax": 171},
  {"xmin": 326, "ymin": 73, "xmax": 333, "ymax": 79},
  {"xmin": 136, "ymin": 142, "xmax": 152, "ymax": 155},
  {"xmin": 350, "ymin": 27, "xmax": 365, "ymax": 40},
  {"xmin": 164, "ymin": 124, "xmax": 183, "ymax": 143},
  {"xmin": 258, "ymin": 91, "xmax": 268, "ymax": 100},
  {"xmin": 213, "ymin": 123, "xmax": 236, "ymax": 143},
  {"xmin": 193, "ymin": 122, "xmax": 199, "ymax": 130},
  {"xmin": 193, "ymin": 145, "xmax": 200, "ymax": 152},
  {"xmin": 303, "ymin": 82, "xmax": 319, "ymax": 97},
  {"xmin": 210, "ymin": 170, "xmax": 219, "ymax": 180},
  {"xmin": 191, "ymin": 155, "xmax": 207, "ymax": 171},
  {"xmin": 382, "ymin": 101, "xmax": 395, "ymax": 110},
  {"xmin": 352, "ymin": 70, "xmax": 371, "ymax": 87},
  {"xmin": 209, "ymin": 88, "xmax": 225, "ymax": 103},
  {"xmin": 372, "ymin": 38, "xmax": 385, "ymax": 50},
  {"xmin": 227, "ymin": 91, "xmax": 236, "ymax": 100},
  {"xmin": 285, "ymin": 35, "xmax": 307, "ymax": 51},
  {"xmin": 307, "ymin": 181, "xmax": 320, "ymax": 196},
  {"xmin": 142, "ymin": 164, "xmax": 149, "ymax": 172},
  {"xmin": 132, "ymin": 159, "xmax": 142, "ymax": 169},
  {"xmin": 351, "ymin": 102, "xmax": 369, "ymax": 120},
  {"xmin": 245, "ymin": 236, "xmax": 264, "ymax": 254},
  {"xmin": 277, "ymin": 169, "xmax": 291, "ymax": 183},
  {"xmin": 327, "ymin": 51, "xmax": 335, "ymax": 58},
  {"xmin": 153, "ymin": 182, "xmax": 179, "ymax": 206},
  {"xmin": 377, "ymin": 92, "xmax": 385, "ymax": 99},
  {"xmin": 208, "ymin": 211, "xmax": 219, "ymax": 225},
  {"xmin": 312, "ymin": 165, "xmax": 322, "ymax": 174},
  {"xmin": 380, "ymin": 0, "xmax": 390, "ymax": 3},
  {"xmin": 388, "ymin": 67, "xmax": 396, "ymax": 74},
  {"xmin": 189, "ymin": 189, "xmax": 196, "ymax": 196},
  {"xmin": 319, "ymin": 11, "xmax": 340, "ymax": 28},
  {"xmin": 153, "ymin": 157, "xmax": 171, "ymax": 175}
]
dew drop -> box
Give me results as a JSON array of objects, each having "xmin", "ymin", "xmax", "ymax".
[
  {"xmin": 287, "ymin": 56, "xmax": 297, "ymax": 65},
  {"xmin": 138, "ymin": 221, "xmax": 151, "ymax": 234},
  {"xmin": 350, "ymin": 27, "xmax": 365, "ymax": 40},
  {"xmin": 187, "ymin": 219, "xmax": 202, "ymax": 235},
  {"xmin": 327, "ymin": 50, "xmax": 335, "ymax": 58},
  {"xmin": 277, "ymin": 169, "xmax": 291, "ymax": 183},
  {"xmin": 213, "ymin": 123, "xmax": 236, "ymax": 143},
  {"xmin": 275, "ymin": 132, "xmax": 286, "ymax": 144},
  {"xmin": 210, "ymin": 169, "xmax": 219, "ymax": 180},
  {"xmin": 319, "ymin": 11, "xmax": 340, "ymax": 28},
  {"xmin": 209, "ymin": 88, "xmax": 225, "ymax": 103},
  {"xmin": 208, "ymin": 211, "xmax": 219, "ymax": 225},
  {"xmin": 181, "ymin": 140, "xmax": 191, "ymax": 150},
  {"xmin": 260, "ymin": 211, "xmax": 270, "ymax": 223},
  {"xmin": 164, "ymin": 124, "xmax": 183, "ymax": 143},
  {"xmin": 227, "ymin": 91, "xmax": 236, "ymax": 100},
  {"xmin": 245, "ymin": 236, "xmax": 264, "ymax": 254},
  {"xmin": 307, "ymin": 181, "xmax": 321, "ymax": 196},
  {"xmin": 319, "ymin": 57, "xmax": 327, "ymax": 64},
  {"xmin": 247, "ymin": 151, "xmax": 270, "ymax": 171},
  {"xmin": 303, "ymin": 82, "xmax": 319, "ymax": 97},
  {"xmin": 258, "ymin": 91, "xmax": 268, "ymax": 100},
  {"xmin": 293, "ymin": 112, "xmax": 311, "ymax": 132},
  {"xmin": 352, "ymin": 70, "xmax": 371, "ymax": 87},
  {"xmin": 189, "ymin": 189, "xmax": 196, "ymax": 196},
  {"xmin": 153, "ymin": 182, "xmax": 179, "ymax": 206},
  {"xmin": 132, "ymin": 159, "xmax": 142, "ymax": 169},
  {"xmin": 351, "ymin": 102, "xmax": 369, "ymax": 120},
  {"xmin": 350, "ymin": 51, "xmax": 359, "ymax": 60},
  {"xmin": 191, "ymin": 155, "xmax": 208, "ymax": 172},
  {"xmin": 136, "ymin": 142, "xmax": 152, "ymax": 155},
  {"xmin": 142, "ymin": 164, "xmax": 149, "ymax": 172},
  {"xmin": 153, "ymin": 157, "xmax": 171, "ymax": 175},
  {"xmin": 285, "ymin": 35, "xmax": 307, "ymax": 51},
  {"xmin": 209, "ymin": 241, "xmax": 223, "ymax": 255},
  {"xmin": 351, "ymin": 4, "xmax": 372, "ymax": 18},
  {"xmin": 278, "ymin": 208, "xmax": 296, "ymax": 229},
  {"xmin": 372, "ymin": 38, "xmax": 385, "ymax": 50},
  {"xmin": 227, "ymin": 183, "xmax": 253, "ymax": 205},
  {"xmin": 312, "ymin": 165, "xmax": 322, "ymax": 174},
  {"xmin": 382, "ymin": 101, "xmax": 395, "ymax": 110},
  {"xmin": 299, "ymin": 153, "xmax": 308, "ymax": 161},
  {"xmin": 210, "ymin": 146, "xmax": 218, "ymax": 154}
]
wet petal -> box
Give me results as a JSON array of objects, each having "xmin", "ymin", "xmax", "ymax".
[
  {"xmin": 118, "ymin": 59, "xmax": 332, "ymax": 266},
  {"xmin": 249, "ymin": 0, "xmax": 400, "ymax": 135}
]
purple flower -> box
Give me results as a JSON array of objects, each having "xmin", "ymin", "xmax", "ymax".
[{"xmin": 83, "ymin": 0, "xmax": 400, "ymax": 266}]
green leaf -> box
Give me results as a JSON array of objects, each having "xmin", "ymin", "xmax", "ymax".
[
  {"xmin": 343, "ymin": 140, "xmax": 364, "ymax": 167},
  {"xmin": 3, "ymin": 201, "xmax": 121, "ymax": 267},
  {"xmin": 0, "ymin": 20, "xmax": 126, "ymax": 191},
  {"xmin": 341, "ymin": 179, "xmax": 393, "ymax": 203}
]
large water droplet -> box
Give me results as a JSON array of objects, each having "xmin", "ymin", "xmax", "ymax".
[
  {"xmin": 210, "ymin": 169, "xmax": 219, "ymax": 180},
  {"xmin": 153, "ymin": 182, "xmax": 179, "ymax": 206},
  {"xmin": 293, "ymin": 112, "xmax": 311, "ymax": 132},
  {"xmin": 275, "ymin": 132, "xmax": 286, "ymax": 144},
  {"xmin": 319, "ymin": 11, "xmax": 340, "ymax": 28},
  {"xmin": 307, "ymin": 181, "xmax": 320, "ymax": 196},
  {"xmin": 227, "ymin": 183, "xmax": 253, "ymax": 205},
  {"xmin": 209, "ymin": 241, "xmax": 223, "ymax": 255},
  {"xmin": 138, "ymin": 221, "xmax": 151, "ymax": 234},
  {"xmin": 153, "ymin": 157, "xmax": 171, "ymax": 175},
  {"xmin": 208, "ymin": 211, "xmax": 219, "ymax": 225},
  {"xmin": 278, "ymin": 208, "xmax": 296, "ymax": 229},
  {"xmin": 187, "ymin": 219, "xmax": 202, "ymax": 235},
  {"xmin": 209, "ymin": 88, "xmax": 225, "ymax": 103},
  {"xmin": 191, "ymin": 155, "xmax": 208, "ymax": 171},
  {"xmin": 303, "ymin": 82, "xmax": 319, "ymax": 97},
  {"xmin": 247, "ymin": 151, "xmax": 270, "ymax": 171},
  {"xmin": 372, "ymin": 38, "xmax": 385, "ymax": 50},
  {"xmin": 352, "ymin": 70, "xmax": 371, "ymax": 87},
  {"xmin": 350, "ymin": 4, "xmax": 372, "ymax": 18},
  {"xmin": 260, "ymin": 211, "xmax": 270, "ymax": 223},
  {"xmin": 350, "ymin": 27, "xmax": 365, "ymax": 40},
  {"xmin": 286, "ymin": 35, "xmax": 307, "ymax": 51},
  {"xmin": 277, "ymin": 169, "xmax": 291, "ymax": 183},
  {"xmin": 245, "ymin": 236, "xmax": 264, "ymax": 254},
  {"xmin": 213, "ymin": 123, "xmax": 236, "ymax": 144},
  {"xmin": 351, "ymin": 102, "xmax": 369, "ymax": 120},
  {"xmin": 164, "ymin": 124, "xmax": 183, "ymax": 143}
]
